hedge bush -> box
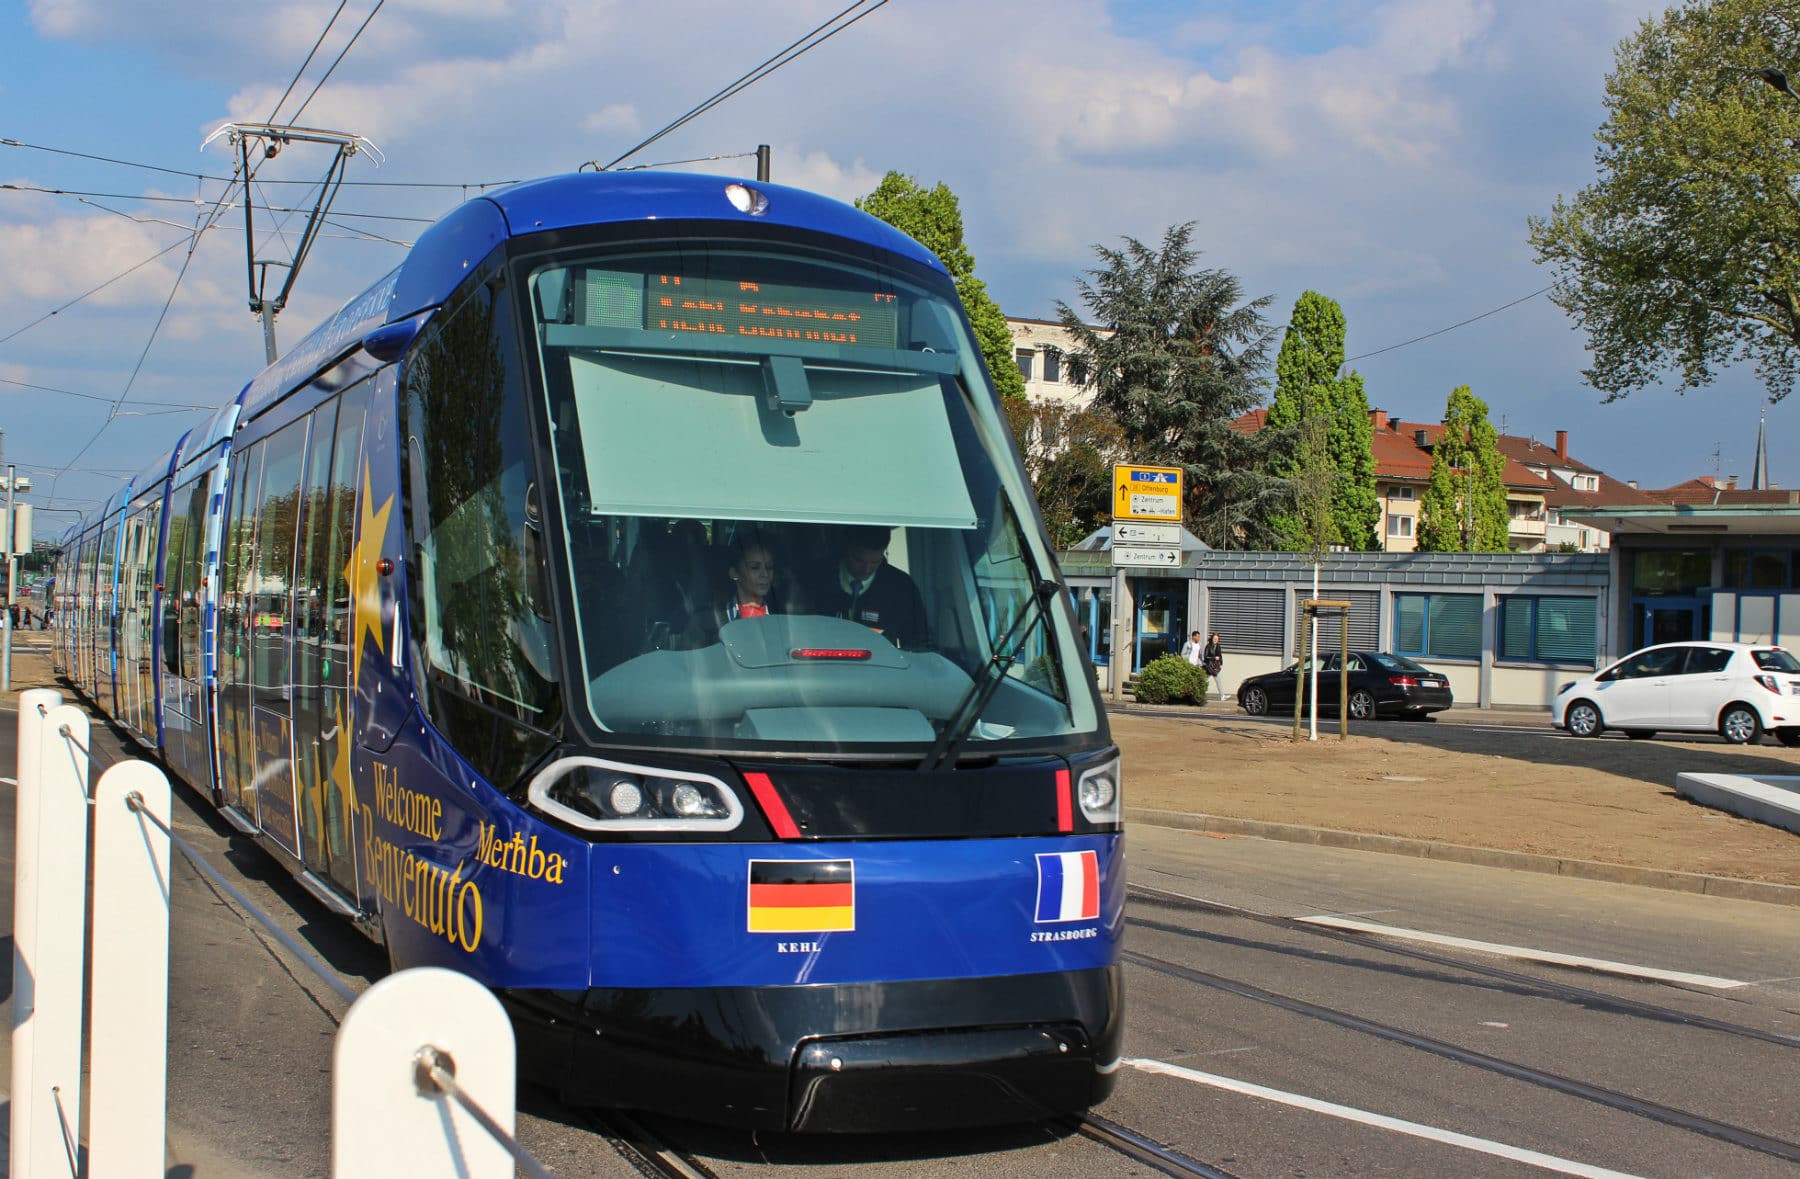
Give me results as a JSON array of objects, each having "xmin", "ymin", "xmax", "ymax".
[{"xmin": 1132, "ymin": 653, "xmax": 1208, "ymax": 705}]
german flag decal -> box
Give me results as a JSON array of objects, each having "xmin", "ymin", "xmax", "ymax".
[{"xmin": 747, "ymin": 859, "xmax": 855, "ymax": 933}]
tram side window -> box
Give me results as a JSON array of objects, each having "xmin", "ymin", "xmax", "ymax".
[
  {"xmin": 162, "ymin": 487, "xmax": 191, "ymax": 676},
  {"xmin": 251, "ymin": 420, "xmax": 309, "ymax": 692},
  {"xmin": 221, "ymin": 444, "xmax": 266, "ymax": 688},
  {"xmin": 180, "ymin": 478, "xmax": 209, "ymax": 681},
  {"xmin": 402, "ymin": 265, "xmax": 560, "ymax": 782}
]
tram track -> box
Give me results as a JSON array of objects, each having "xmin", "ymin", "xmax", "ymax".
[
  {"xmin": 584, "ymin": 1108, "xmax": 721, "ymax": 1179},
  {"xmin": 1122, "ymin": 943, "xmax": 1800, "ymax": 1167},
  {"xmin": 1129, "ymin": 883, "xmax": 1800, "ymax": 1049},
  {"xmin": 1069, "ymin": 1112, "xmax": 1242, "ymax": 1177}
]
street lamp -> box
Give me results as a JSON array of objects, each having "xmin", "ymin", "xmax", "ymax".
[{"xmin": 1753, "ymin": 67, "xmax": 1795, "ymax": 98}]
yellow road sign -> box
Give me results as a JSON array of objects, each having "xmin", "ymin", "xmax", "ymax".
[{"xmin": 1112, "ymin": 464, "xmax": 1183, "ymax": 522}]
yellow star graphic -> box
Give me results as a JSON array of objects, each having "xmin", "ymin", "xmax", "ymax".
[
  {"xmin": 344, "ymin": 460, "xmax": 396, "ymax": 693},
  {"xmin": 325, "ymin": 695, "xmax": 353, "ymax": 862}
]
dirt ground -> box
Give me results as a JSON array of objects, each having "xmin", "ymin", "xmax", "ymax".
[{"xmin": 1112, "ymin": 709, "xmax": 1800, "ymax": 887}]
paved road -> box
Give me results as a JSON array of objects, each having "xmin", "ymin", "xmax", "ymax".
[{"xmin": 4, "ymin": 694, "xmax": 1798, "ymax": 1177}]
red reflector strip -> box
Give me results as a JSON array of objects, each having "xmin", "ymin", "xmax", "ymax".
[
  {"xmin": 1055, "ymin": 767, "xmax": 1073, "ymax": 833},
  {"xmin": 743, "ymin": 771, "xmax": 801, "ymax": 839},
  {"xmin": 790, "ymin": 648, "xmax": 872, "ymax": 660}
]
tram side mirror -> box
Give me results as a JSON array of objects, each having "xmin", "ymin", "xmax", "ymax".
[{"xmin": 362, "ymin": 319, "xmax": 423, "ymax": 362}]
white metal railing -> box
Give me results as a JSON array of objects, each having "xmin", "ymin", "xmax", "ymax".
[{"xmin": 9, "ymin": 688, "xmax": 549, "ymax": 1178}]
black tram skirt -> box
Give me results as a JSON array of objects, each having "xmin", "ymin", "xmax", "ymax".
[{"xmin": 508, "ymin": 966, "xmax": 1123, "ymax": 1133}]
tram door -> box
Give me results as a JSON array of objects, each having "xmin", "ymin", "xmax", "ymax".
[
  {"xmin": 246, "ymin": 419, "xmax": 310, "ymax": 858},
  {"xmin": 289, "ymin": 384, "xmax": 369, "ymax": 898}
]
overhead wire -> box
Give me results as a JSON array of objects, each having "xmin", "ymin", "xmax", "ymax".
[
  {"xmin": 1, "ymin": 138, "xmax": 514, "ymax": 188},
  {"xmin": 0, "ymin": 184, "xmax": 435, "ymax": 222},
  {"xmin": 41, "ymin": 1, "xmax": 385, "ymax": 499},
  {"xmin": 0, "ymin": 235, "xmax": 192, "ymax": 349},
  {"xmin": 0, "ymin": 376, "xmax": 216, "ymax": 411},
  {"xmin": 286, "ymin": 1, "xmax": 385, "ymax": 128},
  {"xmin": 593, "ymin": 0, "xmax": 890, "ymax": 171},
  {"xmin": 1346, "ymin": 286, "xmax": 1553, "ymax": 365},
  {"xmin": 266, "ymin": 2, "xmax": 348, "ymax": 126}
]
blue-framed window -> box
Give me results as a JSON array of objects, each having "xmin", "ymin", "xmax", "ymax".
[
  {"xmin": 1394, "ymin": 593, "xmax": 1481, "ymax": 659},
  {"xmin": 1498, "ymin": 595, "xmax": 1597, "ymax": 664}
]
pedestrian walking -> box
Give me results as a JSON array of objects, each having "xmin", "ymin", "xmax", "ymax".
[
  {"xmin": 1203, "ymin": 631, "xmax": 1225, "ymax": 702},
  {"xmin": 1179, "ymin": 630, "xmax": 1203, "ymax": 668}
]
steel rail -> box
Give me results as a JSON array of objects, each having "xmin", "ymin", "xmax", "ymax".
[
  {"xmin": 585, "ymin": 1109, "xmax": 720, "ymax": 1179},
  {"xmin": 1123, "ymin": 945, "xmax": 1800, "ymax": 1166},
  {"xmin": 1070, "ymin": 1111, "xmax": 1241, "ymax": 1178},
  {"xmin": 1129, "ymin": 884, "xmax": 1800, "ymax": 1049}
]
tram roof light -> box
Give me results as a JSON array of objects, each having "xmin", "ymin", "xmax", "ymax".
[{"xmin": 724, "ymin": 183, "xmax": 769, "ymax": 216}]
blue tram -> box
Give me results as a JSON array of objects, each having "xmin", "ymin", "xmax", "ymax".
[{"xmin": 51, "ymin": 171, "xmax": 1123, "ymax": 1131}]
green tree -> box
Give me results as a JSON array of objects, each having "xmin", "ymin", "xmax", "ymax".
[
  {"xmin": 1002, "ymin": 397, "xmax": 1127, "ymax": 549},
  {"xmin": 1264, "ymin": 292, "xmax": 1380, "ymax": 551},
  {"xmin": 1055, "ymin": 223, "xmax": 1284, "ymax": 549},
  {"xmin": 857, "ymin": 172, "xmax": 1025, "ymax": 401},
  {"xmin": 1417, "ymin": 386, "xmax": 1510, "ymax": 552},
  {"xmin": 1528, "ymin": 0, "xmax": 1800, "ymax": 401}
]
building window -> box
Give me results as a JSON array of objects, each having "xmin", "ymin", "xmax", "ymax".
[
  {"xmin": 1042, "ymin": 348, "xmax": 1061, "ymax": 384},
  {"xmin": 1499, "ymin": 595, "xmax": 1597, "ymax": 664},
  {"xmin": 1068, "ymin": 355, "xmax": 1088, "ymax": 387},
  {"xmin": 1387, "ymin": 514, "xmax": 1413, "ymax": 538},
  {"xmin": 1389, "ymin": 485, "xmax": 1415, "ymax": 501},
  {"xmin": 1015, "ymin": 349, "xmax": 1035, "ymax": 382},
  {"xmin": 1394, "ymin": 593, "xmax": 1481, "ymax": 660},
  {"xmin": 1575, "ymin": 474, "xmax": 1598, "ymax": 491},
  {"xmin": 1723, "ymin": 548, "xmax": 1794, "ymax": 589},
  {"xmin": 1632, "ymin": 550, "xmax": 1710, "ymax": 595}
]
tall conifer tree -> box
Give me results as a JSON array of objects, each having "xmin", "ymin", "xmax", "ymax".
[
  {"xmin": 857, "ymin": 172, "xmax": 1024, "ymax": 400},
  {"xmin": 1055, "ymin": 224, "xmax": 1284, "ymax": 549},
  {"xmin": 1264, "ymin": 292, "xmax": 1379, "ymax": 551},
  {"xmin": 1417, "ymin": 386, "xmax": 1510, "ymax": 552}
]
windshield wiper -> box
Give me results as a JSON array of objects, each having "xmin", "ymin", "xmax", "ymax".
[{"xmin": 917, "ymin": 578, "xmax": 1061, "ymax": 772}]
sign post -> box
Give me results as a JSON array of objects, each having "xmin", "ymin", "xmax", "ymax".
[{"xmin": 1110, "ymin": 464, "xmax": 1185, "ymax": 703}]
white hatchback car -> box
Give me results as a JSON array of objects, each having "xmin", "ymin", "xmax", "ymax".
[{"xmin": 1553, "ymin": 641, "xmax": 1800, "ymax": 745}]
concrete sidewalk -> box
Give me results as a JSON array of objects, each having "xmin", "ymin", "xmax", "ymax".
[{"xmin": 1111, "ymin": 699, "xmax": 1554, "ymax": 727}]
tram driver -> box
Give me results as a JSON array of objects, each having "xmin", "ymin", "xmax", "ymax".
[{"xmin": 808, "ymin": 525, "xmax": 928, "ymax": 650}]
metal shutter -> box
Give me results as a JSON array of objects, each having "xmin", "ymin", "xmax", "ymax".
[
  {"xmin": 1295, "ymin": 589, "xmax": 1379, "ymax": 654},
  {"xmin": 1208, "ymin": 587, "xmax": 1285, "ymax": 654}
]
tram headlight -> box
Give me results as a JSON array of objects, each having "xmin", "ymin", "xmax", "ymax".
[
  {"xmin": 605, "ymin": 778, "xmax": 644, "ymax": 816},
  {"xmin": 661, "ymin": 780, "xmax": 723, "ymax": 818},
  {"xmin": 1076, "ymin": 758, "xmax": 1121, "ymax": 825},
  {"xmin": 528, "ymin": 757, "xmax": 745, "ymax": 832}
]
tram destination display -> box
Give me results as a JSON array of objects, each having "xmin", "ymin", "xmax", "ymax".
[{"xmin": 582, "ymin": 268, "xmax": 900, "ymax": 349}]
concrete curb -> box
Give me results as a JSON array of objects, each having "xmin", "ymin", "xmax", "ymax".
[{"xmin": 1125, "ymin": 806, "xmax": 1800, "ymax": 909}]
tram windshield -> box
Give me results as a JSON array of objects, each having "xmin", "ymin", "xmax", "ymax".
[{"xmin": 527, "ymin": 240, "xmax": 1099, "ymax": 753}]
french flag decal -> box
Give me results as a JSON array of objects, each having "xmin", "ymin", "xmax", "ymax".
[{"xmin": 1034, "ymin": 851, "xmax": 1100, "ymax": 923}]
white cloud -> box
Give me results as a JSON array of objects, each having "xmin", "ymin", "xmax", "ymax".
[
  {"xmin": 18, "ymin": 0, "xmax": 1733, "ymax": 493},
  {"xmin": 582, "ymin": 104, "xmax": 639, "ymax": 136}
]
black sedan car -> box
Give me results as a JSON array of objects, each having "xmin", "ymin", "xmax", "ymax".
[{"xmin": 1237, "ymin": 651, "xmax": 1454, "ymax": 720}]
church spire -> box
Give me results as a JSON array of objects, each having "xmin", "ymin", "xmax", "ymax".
[{"xmin": 1751, "ymin": 407, "xmax": 1770, "ymax": 490}]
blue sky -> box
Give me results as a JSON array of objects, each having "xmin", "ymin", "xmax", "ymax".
[{"xmin": 0, "ymin": 0, "xmax": 1783, "ymax": 523}]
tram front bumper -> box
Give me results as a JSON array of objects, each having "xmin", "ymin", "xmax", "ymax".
[{"xmin": 508, "ymin": 965, "xmax": 1122, "ymax": 1132}]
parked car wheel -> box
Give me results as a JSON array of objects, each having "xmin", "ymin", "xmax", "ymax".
[
  {"xmin": 1778, "ymin": 728, "xmax": 1800, "ymax": 748},
  {"xmin": 1348, "ymin": 689, "xmax": 1376, "ymax": 720},
  {"xmin": 1565, "ymin": 700, "xmax": 1602, "ymax": 738},
  {"xmin": 1623, "ymin": 729, "xmax": 1656, "ymax": 740},
  {"xmin": 1241, "ymin": 686, "xmax": 1269, "ymax": 716},
  {"xmin": 1720, "ymin": 704, "xmax": 1762, "ymax": 745}
]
